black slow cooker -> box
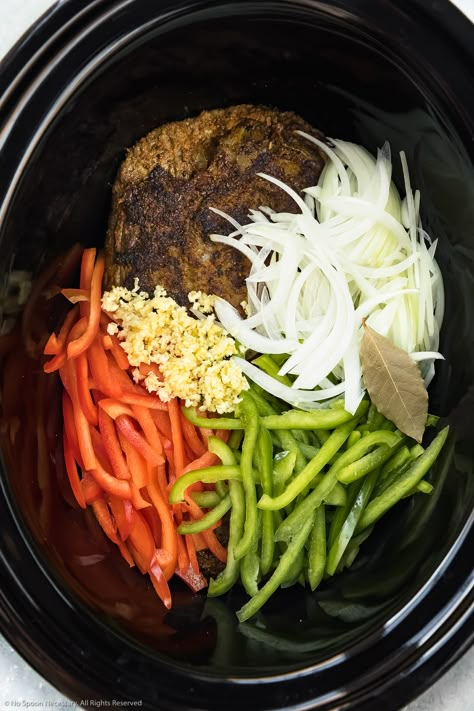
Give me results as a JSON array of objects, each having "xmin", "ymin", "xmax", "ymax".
[{"xmin": 0, "ymin": 1, "xmax": 473, "ymax": 709}]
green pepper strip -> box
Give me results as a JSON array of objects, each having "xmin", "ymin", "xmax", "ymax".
[
  {"xmin": 315, "ymin": 428, "xmax": 331, "ymax": 445},
  {"xmin": 247, "ymin": 388, "xmax": 306, "ymax": 472},
  {"xmin": 208, "ymin": 447, "xmax": 246, "ymax": 596},
  {"xmin": 335, "ymin": 431, "xmax": 401, "ymax": 485},
  {"xmin": 328, "ymin": 483, "xmax": 358, "ymax": 548},
  {"xmin": 208, "ymin": 480, "xmax": 246, "ymax": 596},
  {"xmin": 324, "ymin": 482, "xmax": 347, "ymax": 507},
  {"xmin": 236, "ymin": 513, "xmax": 315, "ymax": 622},
  {"xmin": 281, "ymin": 548, "xmax": 305, "ymax": 588},
  {"xmin": 356, "ymin": 427, "xmax": 449, "ymax": 532},
  {"xmin": 336, "ymin": 443, "xmax": 399, "ymax": 485},
  {"xmin": 308, "ymin": 504, "xmax": 326, "ymax": 590},
  {"xmin": 207, "ymin": 436, "xmax": 233, "ymax": 498},
  {"xmin": 403, "ymin": 479, "xmax": 434, "ymax": 498},
  {"xmin": 273, "ymin": 450, "xmax": 297, "ymax": 494},
  {"xmin": 178, "ymin": 494, "xmax": 232, "ymax": 534},
  {"xmin": 336, "ymin": 525, "xmax": 374, "ymax": 573},
  {"xmin": 275, "ymin": 468, "xmax": 339, "ymax": 544},
  {"xmin": 252, "ymin": 354, "xmax": 293, "ymax": 387},
  {"xmin": 182, "ymin": 407, "xmax": 242, "ymax": 429},
  {"xmin": 191, "ymin": 491, "xmax": 222, "ymax": 508},
  {"xmin": 260, "ymin": 407, "xmax": 353, "ymax": 431},
  {"xmin": 169, "ymin": 465, "xmax": 241, "ymax": 504},
  {"xmin": 298, "ymin": 442, "xmax": 320, "ymax": 459},
  {"xmin": 346, "ymin": 431, "xmax": 361, "ymax": 449},
  {"xmin": 228, "ymin": 430, "xmax": 244, "ymax": 450},
  {"xmin": 234, "ymin": 393, "xmax": 260, "ymax": 560},
  {"xmin": 241, "ymin": 511, "xmax": 262, "ymax": 596},
  {"xmin": 415, "ymin": 480, "xmax": 433, "ymax": 494},
  {"xmin": 258, "ymin": 402, "xmax": 368, "ymax": 511},
  {"xmin": 380, "ymin": 446, "xmax": 410, "ymax": 479},
  {"xmin": 257, "ymin": 427, "xmax": 275, "ymax": 576},
  {"xmin": 326, "ymin": 467, "xmax": 379, "ymax": 575}
]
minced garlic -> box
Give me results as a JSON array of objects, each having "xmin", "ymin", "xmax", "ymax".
[
  {"xmin": 101, "ymin": 283, "xmax": 248, "ymax": 413},
  {"xmin": 188, "ymin": 290, "xmax": 216, "ymax": 314}
]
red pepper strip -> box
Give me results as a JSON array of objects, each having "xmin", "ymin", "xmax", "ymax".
[
  {"xmin": 168, "ymin": 398, "xmax": 185, "ymax": 477},
  {"xmin": 142, "ymin": 504, "xmax": 162, "ymax": 546},
  {"xmin": 155, "ymin": 549, "xmax": 173, "ymax": 569},
  {"xmin": 179, "ymin": 410, "xmax": 207, "ymax": 457},
  {"xmin": 81, "ymin": 471, "xmax": 102, "ymax": 503},
  {"xmin": 108, "ymin": 495, "xmax": 134, "ymax": 541},
  {"xmin": 44, "ymin": 314, "xmax": 86, "ymax": 373},
  {"xmin": 139, "ymin": 362, "xmax": 163, "ymax": 380},
  {"xmin": 62, "ymin": 391, "xmax": 84, "ymax": 469},
  {"xmin": 106, "ymin": 357, "xmax": 169, "ymax": 409},
  {"xmin": 68, "ymin": 253, "xmax": 104, "ymax": 358},
  {"xmin": 216, "ymin": 429, "xmax": 230, "ymax": 443},
  {"xmin": 44, "ymin": 351, "xmax": 68, "ymax": 375},
  {"xmin": 131, "ymin": 405, "xmax": 164, "ymax": 456},
  {"xmin": 80, "ymin": 247, "xmax": 96, "ymax": 291},
  {"xmin": 61, "ymin": 359, "xmax": 96, "ymax": 471},
  {"xmin": 89, "ymin": 425, "xmax": 113, "ymax": 471},
  {"xmin": 44, "ymin": 305, "xmax": 79, "ymax": 356},
  {"xmin": 175, "ymin": 565, "xmax": 208, "ymax": 593},
  {"xmin": 98, "ymin": 398, "xmax": 134, "ymax": 420},
  {"xmin": 61, "ymin": 288, "xmax": 89, "ymax": 304},
  {"xmin": 166, "ymin": 447, "xmax": 176, "ymax": 485},
  {"xmin": 102, "ymin": 334, "xmax": 113, "ymax": 350},
  {"xmin": 192, "ymin": 532, "xmax": 207, "ymax": 551},
  {"xmin": 129, "ymin": 448, "xmax": 149, "ymax": 489},
  {"xmin": 130, "ymin": 482, "xmax": 152, "ymax": 510},
  {"xmin": 117, "ymin": 428, "xmax": 148, "ymax": 488},
  {"xmin": 107, "ymin": 334, "xmax": 130, "ymax": 370},
  {"xmin": 201, "ymin": 528, "xmax": 227, "ymax": 563},
  {"xmin": 182, "ymin": 451, "xmax": 219, "ymax": 475},
  {"xmin": 91, "ymin": 498, "xmax": 120, "ymax": 544},
  {"xmin": 199, "ymin": 427, "xmax": 215, "ymax": 448},
  {"xmin": 183, "ymin": 442, "xmax": 196, "ymax": 463},
  {"xmin": 121, "ymin": 392, "xmax": 169, "ymax": 410},
  {"xmin": 87, "ymin": 336, "xmax": 123, "ymax": 399},
  {"xmin": 185, "ymin": 534, "xmax": 199, "ymax": 575},
  {"xmin": 90, "ymin": 460, "xmax": 131, "ymax": 499},
  {"xmin": 127, "ymin": 510, "xmax": 155, "ymax": 574},
  {"xmin": 147, "ymin": 465, "xmax": 178, "ymax": 580},
  {"xmin": 176, "ymin": 533, "xmax": 190, "ymax": 575},
  {"xmin": 63, "ymin": 431, "xmax": 86, "ymax": 509},
  {"xmin": 150, "ymin": 410, "xmax": 173, "ymax": 441},
  {"xmin": 149, "ymin": 560, "xmax": 172, "ymax": 609},
  {"xmin": 116, "ymin": 415, "xmax": 165, "ymax": 466},
  {"xmin": 76, "ymin": 352, "xmax": 98, "ymax": 426},
  {"xmin": 118, "ymin": 543, "xmax": 135, "ymax": 567},
  {"xmin": 98, "ymin": 408, "xmax": 130, "ymax": 480}
]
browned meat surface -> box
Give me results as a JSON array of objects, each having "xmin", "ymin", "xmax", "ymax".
[{"xmin": 105, "ymin": 104, "xmax": 326, "ymax": 308}]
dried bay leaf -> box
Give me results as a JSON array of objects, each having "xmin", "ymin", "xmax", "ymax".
[{"xmin": 360, "ymin": 322, "xmax": 428, "ymax": 442}]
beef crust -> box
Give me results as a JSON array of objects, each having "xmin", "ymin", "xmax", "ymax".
[{"xmin": 105, "ymin": 104, "xmax": 326, "ymax": 308}]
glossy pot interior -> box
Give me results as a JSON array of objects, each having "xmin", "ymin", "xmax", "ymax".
[{"xmin": 0, "ymin": 1, "xmax": 473, "ymax": 709}]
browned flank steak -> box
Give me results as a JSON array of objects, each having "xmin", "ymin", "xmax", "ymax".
[{"xmin": 104, "ymin": 104, "xmax": 326, "ymax": 308}]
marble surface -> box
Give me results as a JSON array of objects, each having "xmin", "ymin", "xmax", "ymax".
[{"xmin": 0, "ymin": 1, "xmax": 473, "ymax": 709}]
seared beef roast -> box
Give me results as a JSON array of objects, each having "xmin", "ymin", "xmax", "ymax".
[{"xmin": 105, "ymin": 104, "xmax": 326, "ymax": 308}]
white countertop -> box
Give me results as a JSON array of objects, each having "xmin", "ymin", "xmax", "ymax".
[{"xmin": 0, "ymin": 1, "xmax": 473, "ymax": 709}]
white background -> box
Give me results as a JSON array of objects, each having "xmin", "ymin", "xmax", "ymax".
[{"xmin": 0, "ymin": 1, "xmax": 473, "ymax": 710}]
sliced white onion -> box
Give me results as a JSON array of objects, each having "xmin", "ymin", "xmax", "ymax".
[{"xmin": 208, "ymin": 139, "xmax": 444, "ymax": 413}]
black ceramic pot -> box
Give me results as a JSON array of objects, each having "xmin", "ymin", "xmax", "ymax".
[{"xmin": 0, "ymin": 1, "xmax": 473, "ymax": 709}]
